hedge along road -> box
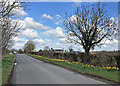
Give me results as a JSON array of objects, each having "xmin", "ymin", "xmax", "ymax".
[{"xmin": 11, "ymin": 54, "xmax": 106, "ymax": 84}]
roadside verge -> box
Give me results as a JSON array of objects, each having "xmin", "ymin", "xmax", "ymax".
[
  {"xmin": 26, "ymin": 53, "xmax": 120, "ymax": 84},
  {"xmin": 2, "ymin": 54, "xmax": 16, "ymax": 85}
]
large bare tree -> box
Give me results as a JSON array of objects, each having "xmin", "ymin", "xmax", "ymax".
[
  {"xmin": 1, "ymin": 17, "xmax": 22, "ymax": 55},
  {"xmin": 64, "ymin": 2, "xmax": 117, "ymax": 63},
  {"xmin": 0, "ymin": 0, "xmax": 28, "ymax": 55}
]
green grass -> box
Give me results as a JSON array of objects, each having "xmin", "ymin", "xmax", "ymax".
[
  {"xmin": 2, "ymin": 54, "xmax": 16, "ymax": 85},
  {"xmin": 26, "ymin": 53, "xmax": 119, "ymax": 83},
  {"xmin": 0, "ymin": 55, "xmax": 2, "ymax": 86}
]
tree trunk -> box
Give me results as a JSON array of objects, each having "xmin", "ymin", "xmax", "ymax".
[
  {"xmin": 83, "ymin": 48, "xmax": 90, "ymax": 64},
  {"xmin": 2, "ymin": 47, "xmax": 6, "ymax": 56},
  {"xmin": 115, "ymin": 55, "xmax": 120, "ymax": 70}
]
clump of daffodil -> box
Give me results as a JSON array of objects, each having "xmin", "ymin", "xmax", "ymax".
[{"xmin": 33, "ymin": 55, "xmax": 119, "ymax": 71}]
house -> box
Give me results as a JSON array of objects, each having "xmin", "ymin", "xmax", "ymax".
[{"xmin": 74, "ymin": 51, "xmax": 81, "ymax": 54}]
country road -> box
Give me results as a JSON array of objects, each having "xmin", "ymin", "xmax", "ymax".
[{"xmin": 11, "ymin": 54, "xmax": 106, "ymax": 84}]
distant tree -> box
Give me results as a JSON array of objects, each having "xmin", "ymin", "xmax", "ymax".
[
  {"xmin": 51, "ymin": 48, "xmax": 54, "ymax": 51},
  {"xmin": 39, "ymin": 49, "xmax": 42, "ymax": 52},
  {"xmin": 23, "ymin": 40, "xmax": 35, "ymax": 53},
  {"xmin": 23, "ymin": 49, "xmax": 27, "ymax": 53},
  {"xmin": 64, "ymin": 2, "xmax": 117, "ymax": 63},
  {"xmin": 78, "ymin": 49, "xmax": 81, "ymax": 52},
  {"xmin": 44, "ymin": 46, "xmax": 50, "ymax": 51},
  {"xmin": 18, "ymin": 49, "xmax": 23, "ymax": 54},
  {"xmin": 68, "ymin": 46, "xmax": 74, "ymax": 53},
  {"xmin": 11, "ymin": 49, "xmax": 16, "ymax": 54}
]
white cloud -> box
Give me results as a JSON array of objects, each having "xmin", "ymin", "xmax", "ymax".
[
  {"xmin": 42, "ymin": 14, "xmax": 54, "ymax": 19},
  {"xmin": 59, "ymin": 38, "xmax": 67, "ymax": 43},
  {"xmin": 33, "ymin": 39, "xmax": 45, "ymax": 44},
  {"xmin": 23, "ymin": 17, "xmax": 49, "ymax": 30},
  {"xmin": 55, "ymin": 22, "xmax": 59, "ymax": 25},
  {"xmin": 11, "ymin": 7, "xmax": 27, "ymax": 16},
  {"xmin": 56, "ymin": 15, "xmax": 61, "ymax": 18},
  {"xmin": 41, "ymin": 27, "xmax": 69, "ymax": 44},
  {"xmin": 12, "ymin": 37, "xmax": 27, "ymax": 42},
  {"xmin": 12, "ymin": 42, "xmax": 26, "ymax": 50},
  {"xmin": 32, "ymin": 38, "xmax": 53, "ymax": 50},
  {"xmin": 69, "ymin": 15, "xmax": 80, "ymax": 22},
  {"xmin": 55, "ymin": 15, "xmax": 63, "ymax": 25},
  {"xmin": 105, "ymin": 39, "xmax": 118, "ymax": 44},
  {"xmin": 19, "ymin": 29, "xmax": 39, "ymax": 39},
  {"xmin": 44, "ymin": 39, "xmax": 52, "ymax": 42},
  {"xmin": 110, "ymin": 17, "xmax": 114, "ymax": 22},
  {"xmin": 11, "ymin": 16, "xmax": 53, "ymax": 50},
  {"xmin": 94, "ymin": 43, "xmax": 118, "ymax": 51},
  {"xmin": 93, "ymin": 38, "xmax": 118, "ymax": 51},
  {"xmin": 42, "ymin": 27, "xmax": 65, "ymax": 38},
  {"xmin": 33, "ymin": 39, "xmax": 53, "ymax": 46},
  {"xmin": 55, "ymin": 21, "xmax": 62, "ymax": 25}
]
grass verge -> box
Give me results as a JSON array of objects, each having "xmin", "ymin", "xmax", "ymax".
[
  {"xmin": 0, "ymin": 58, "xmax": 2, "ymax": 86},
  {"xmin": 2, "ymin": 54, "xmax": 16, "ymax": 85},
  {"xmin": 26, "ymin": 53, "xmax": 119, "ymax": 83}
]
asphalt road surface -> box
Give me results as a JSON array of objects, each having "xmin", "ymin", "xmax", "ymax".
[{"xmin": 11, "ymin": 54, "xmax": 106, "ymax": 84}]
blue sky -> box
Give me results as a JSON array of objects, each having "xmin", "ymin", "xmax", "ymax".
[
  {"xmin": 12, "ymin": 2, "xmax": 119, "ymax": 52},
  {"xmin": 25, "ymin": 2, "xmax": 118, "ymax": 25}
]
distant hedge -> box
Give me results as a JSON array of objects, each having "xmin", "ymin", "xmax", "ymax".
[{"xmin": 30, "ymin": 51, "xmax": 119, "ymax": 68}]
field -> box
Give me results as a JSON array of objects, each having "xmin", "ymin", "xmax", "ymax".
[
  {"xmin": 2, "ymin": 54, "xmax": 16, "ymax": 85},
  {"xmin": 27, "ymin": 53, "xmax": 119, "ymax": 83}
]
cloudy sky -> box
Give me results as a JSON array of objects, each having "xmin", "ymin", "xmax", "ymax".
[{"xmin": 12, "ymin": 1, "xmax": 119, "ymax": 52}]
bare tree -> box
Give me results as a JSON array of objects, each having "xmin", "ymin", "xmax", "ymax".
[
  {"xmin": 0, "ymin": 0, "xmax": 29, "ymax": 18},
  {"xmin": 0, "ymin": 0, "xmax": 29, "ymax": 55},
  {"xmin": 1, "ymin": 17, "xmax": 22, "ymax": 55},
  {"xmin": 0, "ymin": 0, "xmax": 20, "ymax": 18},
  {"xmin": 64, "ymin": 2, "xmax": 117, "ymax": 63}
]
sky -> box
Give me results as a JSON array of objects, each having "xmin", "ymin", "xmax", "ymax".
[{"xmin": 12, "ymin": 1, "xmax": 119, "ymax": 52}]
